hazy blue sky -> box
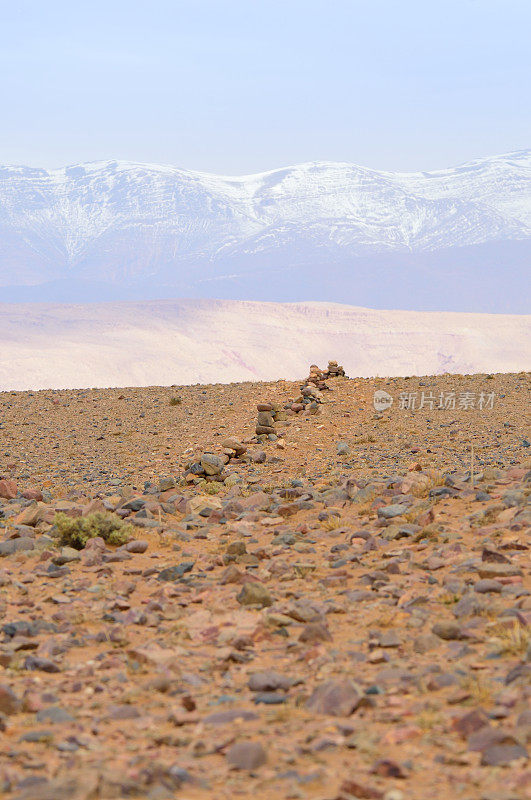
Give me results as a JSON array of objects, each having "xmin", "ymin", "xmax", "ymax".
[{"xmin": 1, "ymin": 0, "xmax": 529, "ymax": 173}]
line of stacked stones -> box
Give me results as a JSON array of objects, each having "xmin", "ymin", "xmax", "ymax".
[
  {"xmin": 186, "ymin": 360, "xmax": 348, "ymax": 473},
  {"xmin": 255, "ymin": 392, "xmax": 322, "ymax": 428}
]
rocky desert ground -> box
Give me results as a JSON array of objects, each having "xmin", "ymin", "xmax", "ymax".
[{"xmin": 0, "ymin": 368, "xmax": 529, "ymax": 800}]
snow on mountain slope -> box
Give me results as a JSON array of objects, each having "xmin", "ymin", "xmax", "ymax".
[
  {"xmin": 0, "ymin": 299, "xmax": 528, "ymax": 390},
  {"xmin": 395, "ymin": 150, "xmax": 531, "ymax": 227},
  {"xmin": 0, "ymin": 151, "xmax": 529, "ymax": 304}
]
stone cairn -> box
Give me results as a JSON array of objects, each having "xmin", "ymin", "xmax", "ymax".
[
  {"xmin": 306, "ymin": 364, "xmax": 328, "ymax": 390},
  {"xmin": 286, "ymin": 384, "xmax": 322, "ymax": 416},
  {"xmin": 256, "ymin": 403, "xmax": 281, "ymax": 438},
  {"xmin": 255, "ymin": 390, "xmax": 320, "ymax": 435},
  {"xmin": 325, "ymin": 359, "xmax": 346, "ymax": 378},
  {"xmin": 184, "ymin": 438, "xmax": 247, "ymax": 483},
  {"xmin": 306, "ymin": 359, "xmax": 347, "ymax": 390}
]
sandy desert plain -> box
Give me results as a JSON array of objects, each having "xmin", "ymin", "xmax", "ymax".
[{"xmin": 0, "ymin": 366, "xmax": 529, "ymax": 800}]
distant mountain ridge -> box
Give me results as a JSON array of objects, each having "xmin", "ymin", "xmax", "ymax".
[
  {"xmin": 0, "ymin": 150, "xmax": 529, "ymax": 311},
  {"xmin": 0, "ymin": 299, "xmax": 529, "ymax": 391}
]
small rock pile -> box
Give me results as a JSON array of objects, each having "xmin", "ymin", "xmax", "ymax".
[
  {"xmin": 286, "ymin": 383, "xmax": 323, "ymax": 416},
  {"xmin": 306, "ymin": 364, "xmax": 329, "ymax": 389},
  {"xmin": 325, "ymin": 359, "xmax": 346, "ymax": 378},
  {"xmin": 306, "ymin": 359, "xmax": 347, "ymax": 389},
  {"xmin": 183, "ymin": 438, "xmax": 247, "ymax": 482},
  {"xmin": 255, "ymin": 386, "xmax": 324, "ymax": 441},
  {"xmin": 255, "ymin": 403, "xmax": 280, "ymax": 437}
]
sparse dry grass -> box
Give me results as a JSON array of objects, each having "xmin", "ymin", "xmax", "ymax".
[
  {"xmin": 413, "ymin": 525, "xmax": 440, "ymax": 542},
  {"xmin": 156, "ymin": 530, "xmax": 174, "ymax": 548},
  {"xmin": 460, "ymin": 673, "xmax": 495, "ymax": 706},
  {"xmin": 322, "ymin": 516, "xmax": 341, "ymax": 531},
  {"xmin": 354, "ymin": 435, "xmax": 376, "ymax": 445},
  {"xmin": 202, "ymin": 481, "xmax": 222, "ymax": 495},
  {"xmin": 438, "ymin": 592, "xmax": 460, "ymax": 606},
  {"xmin": 417, "ymin": 706, "xmax": 443, "ymax": 731},
  {"xmin": 375, "ymin": 607, "xmax": 399, "ymax": 627},
  {"xmin": 488, "ymin": 620, "xmax": 529, "ymax": 655}
]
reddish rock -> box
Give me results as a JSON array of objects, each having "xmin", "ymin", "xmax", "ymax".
[
  {"xmin": 306, "ymin": 680, "xmax": 361, "ymax": 716},
  {"xmin": 299, "ymin": 622, "xmax": 333, "ymax": 643},
  {"xmin": 0, "ymin": 684, "xmax": 21, "ymax": 715},
  {"xmin": 336, "ymin": 779, "xmax": 383, "ymax": 799},
  {"xmin": 370, "ymin": 759, "xmax": 408, "ymax": 778},
  {"xmin": 0, "ymin": 479, "xmax": 17, "ymax": 500},
  {"xmin": 21, "ymin": 489, "xmax": 43, "ymax": 501},
  {"xmin": 451, "ymin": 708, "xmax": 490, "ymax": 739}
]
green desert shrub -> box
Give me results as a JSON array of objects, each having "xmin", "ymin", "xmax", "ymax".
[
  {"xmin": 203, "ymin": 481, "xmax": 222, "ymax": 495},
  {"xmin": 54, "ymin": 511, "xmax": 133, "ymax": 549}
]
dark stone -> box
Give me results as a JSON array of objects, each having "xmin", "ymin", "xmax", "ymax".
[
  {"xmin": 107, "ymin": 704, "xmax": 141, "ymax": 720},
  {"xmin": 236, "ymin": 582, "xmax": 273, "ymax": 608},
  {"xmin": 157, "ymin": 562, "xmax": 195, "ymax": 581},
  {"xmin": 253, "ymin": 692, "xmax": 287, "ymax": 705},
  {"xmin": 452, "ymin": 708, "xmax": 490, "ymax": 739},
  {"xmin": 0, "ymin": 684, "xmax": 21, "ymax": 715},
  {"xmin": 299, "ymin": 622, "xmax": 332, "ymax": 643},
  {"xmin": 23, "ymin": 656, "xmax": 60, "ymax": 673}
]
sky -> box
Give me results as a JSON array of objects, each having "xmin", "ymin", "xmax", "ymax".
[{"xmin": 1, "ymin": 0, "xmax": 530, "ymax": 174}]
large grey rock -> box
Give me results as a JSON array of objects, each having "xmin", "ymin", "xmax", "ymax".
[
  {"xmin": 237, "ymin": 582, "xmax": 273, "ymax": 608},
  {"xmin": 200, "ymin": 453, "xmax": 224, "ymax": 476},
  {"xmin": 0, "ymin": 537, "xmax": 34, "ymax": 557},
  {"xmin": 248, "ymin": 671, "xmax": 296, "ymax": 692},
  {"xmin": 257, "ymin": 411, "xmax": 275, "ymax": 428},
  {"xmin": 226, "ymin": 741, "xmax": 267, "ymax": 770}
]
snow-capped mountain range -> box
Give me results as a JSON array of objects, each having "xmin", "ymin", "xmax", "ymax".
[{"xmin": 0, "ymin": 150, "xmax": 529, "ymax": 311}]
